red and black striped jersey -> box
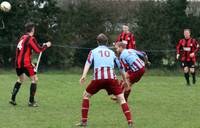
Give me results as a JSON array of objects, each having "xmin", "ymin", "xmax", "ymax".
[
  {"xmin": 115, "ymin": 31, "xmax": 136, "ymax": 49},
  {"xmin": 176, "ymin": 38, "xmax": 199, "ymax": 63},
  {"xmin": 15, "ymin": 34, "xmax": 47, "ymax": 68}
]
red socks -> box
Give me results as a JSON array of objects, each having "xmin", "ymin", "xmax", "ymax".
[
  {"xmin": 121, "ymin": 103, "xmax": 132, "ymax": 124},
  {"xmin": 81, "ymin": 99, "xmax": 89, "ymax": 123},
  {"xmin": 81, "ymin": 99, "xmax": 132, "ymax": 125}
]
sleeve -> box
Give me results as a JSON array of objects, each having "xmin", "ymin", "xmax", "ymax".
[
  {"xmin": 85, "ymin": 50, "xmax": 94, "ymax": 66},
  {"xmin": 130, "ymin": 34, "xmax": 136, "ymax": 49},
  {"xmin": 114, "ymin": 57, "xmax": 125, "ymax": 73},
  {"xmin": 121, "ymin": 58, "xmax": 130, "ymax": 72},
  {"xmin": 193, "ymin": 39, "xmax": 199, "ymax": 54},
  {"xmin": 29, "ymin": 37, "xmax": 47, "ymax": 53},
  {"xmin": 176, "ymin": 40, "xmax": 182, "ymax": 54},
  {"xmin": 134, "ymin": 49, "xmax": 146, "ymax": 58},
  {"xmin": 115, "ymin": 34, "xmax": 122, "ymax": 45}
]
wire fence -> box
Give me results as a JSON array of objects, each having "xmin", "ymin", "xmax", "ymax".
[
  {"xmin": 0, "ymin": 43, "xmax": 199, "ymax": 72},
  {"xmin": 0, "ymin": 44, "xmax": 177, "ymax": 52}
]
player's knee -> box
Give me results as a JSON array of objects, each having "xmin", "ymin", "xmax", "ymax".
[
  {"xmin": 83, "ymin": 91, "xmax": 92, "ymax": 99},
  {"xmin": 184, "ymin": 67, "xmax": 189, "ymax": 73},
  {"xmin": 116, "ymin": 93, "xmax": 126, "ymax": 104},
  {"xmin": 30, "ymin": 75, "xmax": 38, "ymax": 83},
  {"xmin": 17, "ymin": 79, "xmax": 23, "ymax": 83},
  {"xmin": 190, "ymin": 68, "xmax": 195, "ymax": 73}
]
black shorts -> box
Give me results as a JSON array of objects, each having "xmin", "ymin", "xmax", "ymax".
[
  {"xmin": 16, "ymin": 66, "xmax": 36, "ymax": 77},
  {"xmin": 181, "ymin": 61, "xmax": 195, "ymax": 68}
]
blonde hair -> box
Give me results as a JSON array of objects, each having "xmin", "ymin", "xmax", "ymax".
[{"xmin": 117, "ymin": 41, "xmax": 126, "ymax": 48}]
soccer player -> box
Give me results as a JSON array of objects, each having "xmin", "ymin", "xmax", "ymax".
[
  {"xmin": 9, "ymin": 22, "xmax": 51, "ymax": 107},
  {"xmin": 176, "ymin": 29, "xmax": 199, "ymax": 85},
  {"xmin": 76, "ymin": 33, "xmax": 134, "ymax": 128},
  {"xmin": 115, "ymin": 24, "xmax": 136, "ymax": 49},
  {"xmin": 116, "ymin": 42, "xmax": 148, "ymax": 102}
]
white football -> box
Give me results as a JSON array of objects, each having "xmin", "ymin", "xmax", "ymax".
[{"xmin": 0, "ymin": 1, "xmax": 11, "ymax": 12}]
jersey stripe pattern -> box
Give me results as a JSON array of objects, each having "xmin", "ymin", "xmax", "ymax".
[
  {"xmin": 94, "ymin": 67, "xmax": 116, "ymax": 80},
  {"xmin": 86, "ymin": 46, "xmax": 119, "ymax": 80},
  {"xmin": 115, "ymin": 31, "xmax": 136, "ymax": 49},
  {"xmin": 120, "ymin": 49, "xmax": 145, "ymax": 72},
  {"xmin": 15, "ymin": 34, "xmax": 47, "ymax": 68},
  {"xmin": 176, "ymin": 38, "xmax": 199, "ymax": 63}
]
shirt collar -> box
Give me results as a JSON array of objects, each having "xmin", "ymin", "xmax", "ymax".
[{"xmin": 98, "ymin": 45, "xmax": 108, "ymax": 48}]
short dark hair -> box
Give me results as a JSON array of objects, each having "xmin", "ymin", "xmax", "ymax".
[
  {"xmin": 96, "ymin": 33, "xmax": 108, "ymax": 45},
  {"xmin": 25, "ymin": 22, "xmax": 35, "ymax": 33}
]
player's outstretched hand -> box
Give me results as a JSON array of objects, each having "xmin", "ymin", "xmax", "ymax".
[
  {"xmin": 46, "ymin": 41, "xmax": 52, "ymax": 47},
  {"xmin": 190, "ymin": 52, "xmax": 195, "ymax": 58},
  {"xmin": 147, "ymin": 61, "xmax": 151, "ymax": 66},
  {"xmin": 176, "ymin": 54, "xmax": 180, "ymax": 60},
  {"xmin": 80, "ymin": 76, "xmax": 86, "ymax": 85},
  {"xmin": 43, "ymin": 42, "xmax": 52, "ymax": 48}
]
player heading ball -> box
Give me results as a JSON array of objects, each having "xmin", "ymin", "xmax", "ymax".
[{"xmin": 9, "ymin": 22, "xmax": 52, "ymax": 107}]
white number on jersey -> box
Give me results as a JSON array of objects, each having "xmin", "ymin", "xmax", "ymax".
[{"xmin": 17, "ymin": 40, "xmax": 23, "ymax": 50}]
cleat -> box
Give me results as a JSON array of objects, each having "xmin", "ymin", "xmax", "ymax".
[
  {"xmin": 128, "ymin": 123, "xmax": 135, "ymax": 128},
  {"xmin": 76, "ymin": 122, "xmax": 87, "ymax": 127},
  {"xmin": 9, "ymin": 100, "xmax": 17, "ymax": 106},
  {"xmin": 28, "ymin": 102, "xmax": 38, "ymax": 107},
  {"xmin": 110, "ymin": 95, "xmax": 117, "ymax": 101}
]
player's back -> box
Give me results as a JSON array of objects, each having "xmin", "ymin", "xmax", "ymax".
[
  {"xmin": 16, "ymin": 34, "xmax": 32, "ymax": 68},
  {"xmin": 90, "ymin": 45, "xmax": 117, "ymax": 80},
  {"xmin": 120, "ymin": 49, "xmax": 145, "ymax": 72},
  {"xmin": 92, "ymin": 46, "xmax": 115, "ymax": 68}
]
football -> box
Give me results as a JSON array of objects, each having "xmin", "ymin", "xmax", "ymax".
[{"xmin": 0, "ymin": 1, "xmax": 11, "ymax": 12}]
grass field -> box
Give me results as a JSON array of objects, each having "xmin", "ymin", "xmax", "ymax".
[{"xmin": 0, "ymin": 72, "xmax": 200, "ymax": 128}]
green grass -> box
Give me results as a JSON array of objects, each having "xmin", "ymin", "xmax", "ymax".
[{"xmin": 0, "ymin": 72, "xmax": 200, "ymax": 128}]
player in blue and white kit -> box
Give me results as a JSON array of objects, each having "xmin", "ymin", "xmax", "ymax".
[
  {"xmin": 116, "ymin": 41, "xmax": 149, "ymax": 102},
  {"xmin": 76, "ymin": 34, "xmax": 134, "ymax": 128}
]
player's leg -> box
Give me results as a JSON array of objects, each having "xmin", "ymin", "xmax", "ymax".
[
  {"xmin": 124, "ymin": 68, "xmax": 145, "ymax": 102},
  {"xmin": 77, "ymin": 80, "xmax": 100, "ymax": 127},
  {"xmin": 24, "ymin": 66, "xmax": 38, "ymax": 107},
  {"xmin": 190, "ymin": 67, "xmax": 196, "ymax": 84},
  {"xmin": 111, "ymin": 77, "xmax": 132, "ymax": 102},
  {"xmin": 77, "ymin": 91, "xmax": 92, "ymax": 127},
  {"xmin": 28, "ymin": 74, "xmax": 38, "ymax": 107},
  {"xmin": 124, "ymin": 75, "xmax": 132, "ymax": 102},
  {"xmin": 183, "ymin": 66, "xmax": 190, "ymax": 85},
  {"xmin": 116, "ymin": 93, "xmax": 134, "ymax": 128},
  {"xmin": 9, "ymin": 69, "xmax": 25, "ymax": 105},
  {"xmin": 111, "ymin": 80, "xmax": 123, "ymax": 102},
  {"xmin": 109, "ymin": 80, "xmax": 134, "ymax": 127}
]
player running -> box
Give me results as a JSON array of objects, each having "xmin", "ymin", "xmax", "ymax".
[
  {"xmin": 176, "ymin": 29, "xmax": 199, "ymax": 85},
  {"xmin": 9, "ymin": 22, "xmax": 51, "ymax": 107},
  {"xmin": 116, "ymin": 42, "xmax": 149, "ymax": 102},
  {"xmin": 76, "ymin": 33, "xmax": 134, "ymax": 128}
]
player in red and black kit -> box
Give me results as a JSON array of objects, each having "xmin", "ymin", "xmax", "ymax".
[
  {"xmin": 176, "ymin": 29, "xmax": 199, "ymax": 85},
  {"xmin": 9, "ymin": 22, "xmax": 51, "ymax": 107},
  {"xmin": 115, "ymin": 24, "xmax": 136, "ymax": 49}
]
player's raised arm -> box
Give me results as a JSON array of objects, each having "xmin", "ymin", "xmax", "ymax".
[
  {"xmin": 136, "ymin": 50, "xmax": 150, "ymax": 65},
  {"xmin": 80, "ymin": 51, "xmax": 93, "ymax": 85},
  {"xmin": 29, "ymin": 37, "xmax": 51, "ymax": 53}
]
